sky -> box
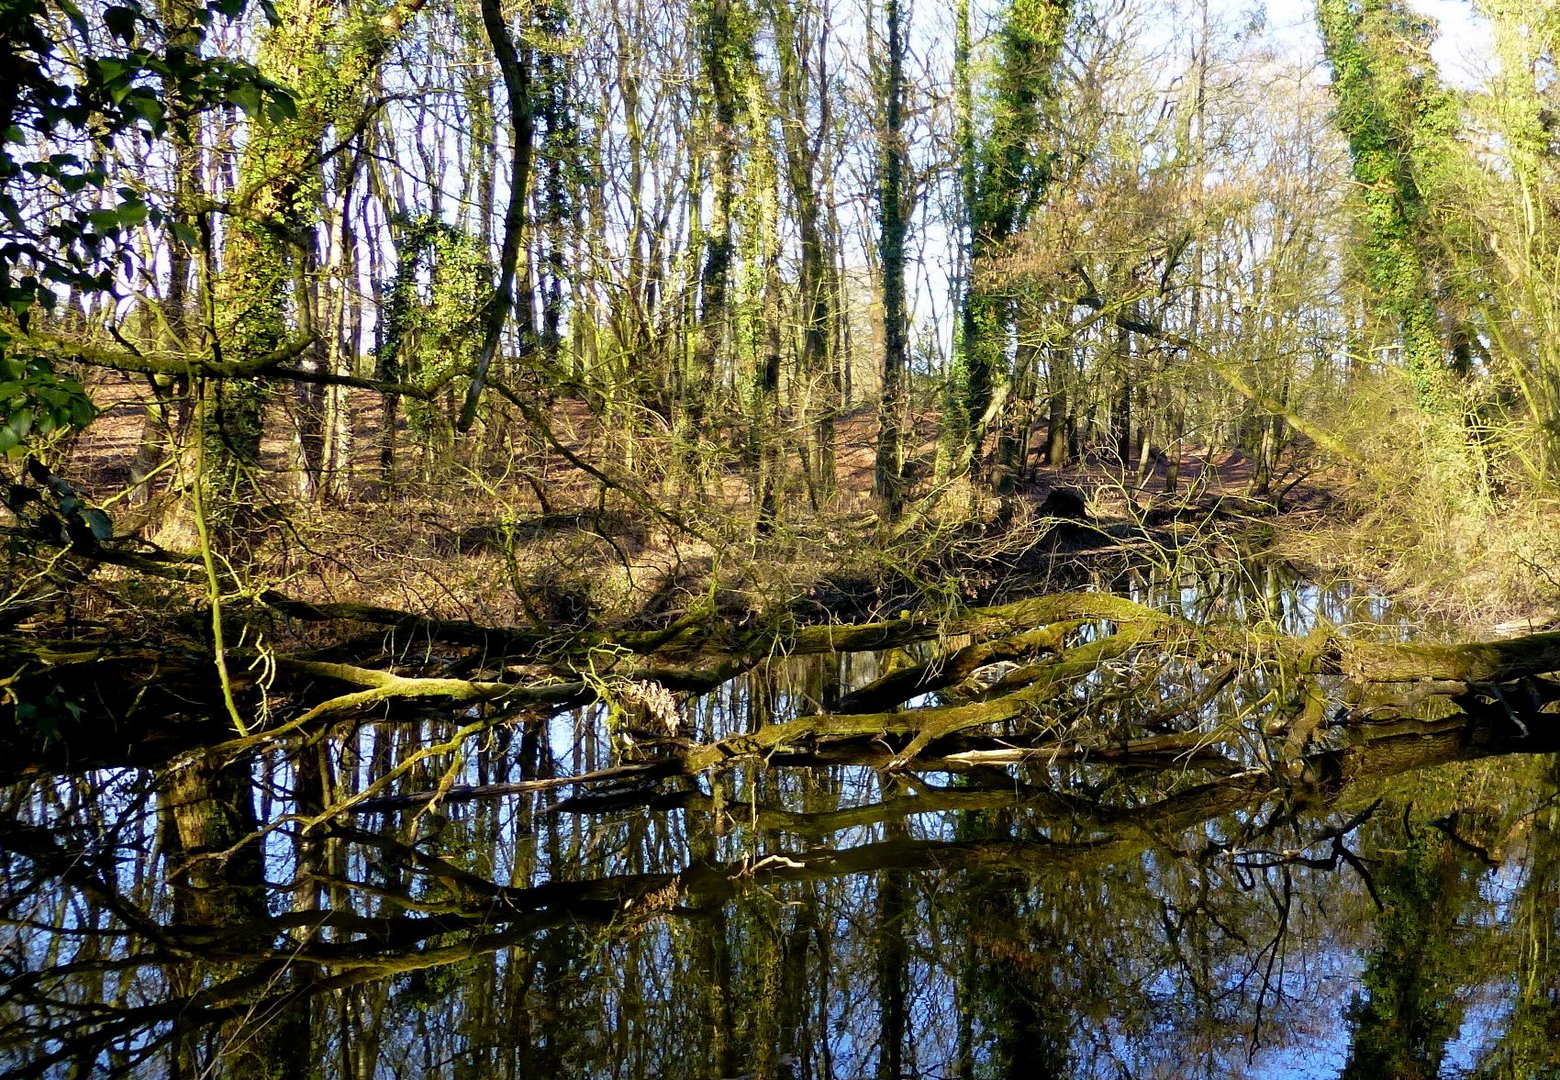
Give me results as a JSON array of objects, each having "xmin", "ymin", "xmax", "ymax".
[{"xmin": 1250, "ymin": 0, "xmax": 1496, "ymax": 86}]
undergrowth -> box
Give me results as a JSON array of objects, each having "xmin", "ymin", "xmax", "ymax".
[{"xmin": 1276, "ymin": 373, "xmax": 1560, "ymax": 628}]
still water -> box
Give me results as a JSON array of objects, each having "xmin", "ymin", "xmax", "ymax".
[{"xmin": 3, "ymin": 563, "xmax": 1558, "ymax": 1078}]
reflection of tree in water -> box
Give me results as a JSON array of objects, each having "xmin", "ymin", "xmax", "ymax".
[
  {"xmin": 161, "ymin": 752, "xmax": 312, "ymax": 1080},
  {"xmin": 951, "ymin": 800, "xmax": 1074, "ymax": 1079},
  {"xmin": 1340, "ymin": 829, "xmax": 1478, "ymax": 1079},
  {"xmin": 1469, "ymin": 757, "xmax": 1560, "ymax": 1079},
  {"xmin": 9, "ymin": 577, "xmax": 1560, "ymax": 1076},
  {"xmin": 3, "ymin": 737, "xmax": 1557, "ymax": 1077}
]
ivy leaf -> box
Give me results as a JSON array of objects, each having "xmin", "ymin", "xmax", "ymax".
[
  {"xmin": 124, "ymin": 90, "xmax": 165, "ymax": 128},
  {"xmin": 56, "ymin": 0, "xmax": 89, "ymax": 36},
  {"xmin": 96, "ymin": 57, "xmax": 131, "ymax": 84},
  {"xmin": 87, "ymin": 208, "xmax": 123, "ymax": 234},
  {"xmin": 117, "ymin": 199, "xmax": 149, "ymax": 229}
]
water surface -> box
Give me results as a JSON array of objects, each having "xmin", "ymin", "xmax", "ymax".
[{"xmin": 3, "ymin": 563, "xmax": 1557, "ymax": 1078}]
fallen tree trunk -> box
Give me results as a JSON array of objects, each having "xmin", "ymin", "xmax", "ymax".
[
  {"xmin": 8, "ymin": 585, "xmax": 1560, "ymax": 783},
  {"xmin": 833, "ymin": 625, "xmax": 1073, "ymax": 712},
  {"xmin": 1335, "ymin": 632, "xmax": 1560, "ymax": 684}
]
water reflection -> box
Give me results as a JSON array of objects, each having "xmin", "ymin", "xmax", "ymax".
[
  {"xmin": 3, "ymin": 565, "xmax": 1559, "ymax": 1078},
  {"xmin": 1111, "ymin": 559, "xmax": 1425, "ymax": 639}
]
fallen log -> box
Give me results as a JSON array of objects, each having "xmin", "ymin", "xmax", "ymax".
[
  {"xmin": 833, "ymin": 625, "xmax": 1073, "ymax": 713},
  {"xmin": 675, "ymin": 623, "xmax": 1160, "ymax": 773},
  {"xmin": 1336, "ymin": 632, "xmax": 1560, "ymax": 683},
  {"xmin": 10, "ymin": 584, "xmax": 1560, "ymax": 783}
]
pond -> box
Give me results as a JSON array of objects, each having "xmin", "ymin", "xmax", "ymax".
[{"xmin": 3, "ymin": 562, "xmax": 1558, "ymax": 1078}]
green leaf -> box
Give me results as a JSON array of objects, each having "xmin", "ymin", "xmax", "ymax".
[
  {"xmin": 265, "ymin": 90, "xmax": 298, "ymax": 124},
  {"xmin": 97, "ymin": 56, "xmax": 130, "ymax": 84},
  {"xmin": 230, "ymin": 82, "xmax": 261, "ymax": 119},
  {"xmin": 104, "ymin": 6, "xmax": 139, "ymax": 42},
  {"xmin": 125, "ymin": 91, "xmax": 164, "ymax": 127},
  {"xmin": 117, "ymin": 199, "xmax": 149, "ymax": 228},
  {"xmin": 57, "ymin": 0, "xmax": 89, "ymax": 36}
]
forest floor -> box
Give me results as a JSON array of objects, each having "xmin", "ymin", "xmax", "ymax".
[{"xmin": 54, "ymin": 373, "xmax": 1434, "ymax": 639}]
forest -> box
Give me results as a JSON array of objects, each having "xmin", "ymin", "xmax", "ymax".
[{"xmin": 4, "ymin": 0, "xmax": 1560, "ymax": 1075}]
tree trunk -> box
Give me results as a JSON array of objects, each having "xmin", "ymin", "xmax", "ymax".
[{"xmin": 875, "ymin": 0, "xmax": 908, "ymax": 519}]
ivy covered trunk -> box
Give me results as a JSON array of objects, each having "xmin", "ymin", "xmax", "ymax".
[
  {"xmin": 875, "ymin": 0, "xmax": 908, "ymax": 518},
  {"xmin": 1316, "ymin": 0, "xmax": 1461, "ymax": 409},
  {"xmin": 205, "ymin": 0, "xmax": 428, "ymax": 540},
  {"xmin": 959, "ymin": 0, "xmax": 1070, "ymax": 479}
]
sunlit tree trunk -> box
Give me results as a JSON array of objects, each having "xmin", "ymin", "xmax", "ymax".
[
  {"xmin": 777, "ymin": 0, "xmax": 837, "ymax": 506},
  {"xmin": 875, "ymin": 0, "xmax": 908, "ymax": 518},
  {"xmin": 693, "ymin": 0, "xmax": 752, "ymax": 434},
  {"xmin": 132, "ymin": 0, "xmax": 203, "ymax": 506}
]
